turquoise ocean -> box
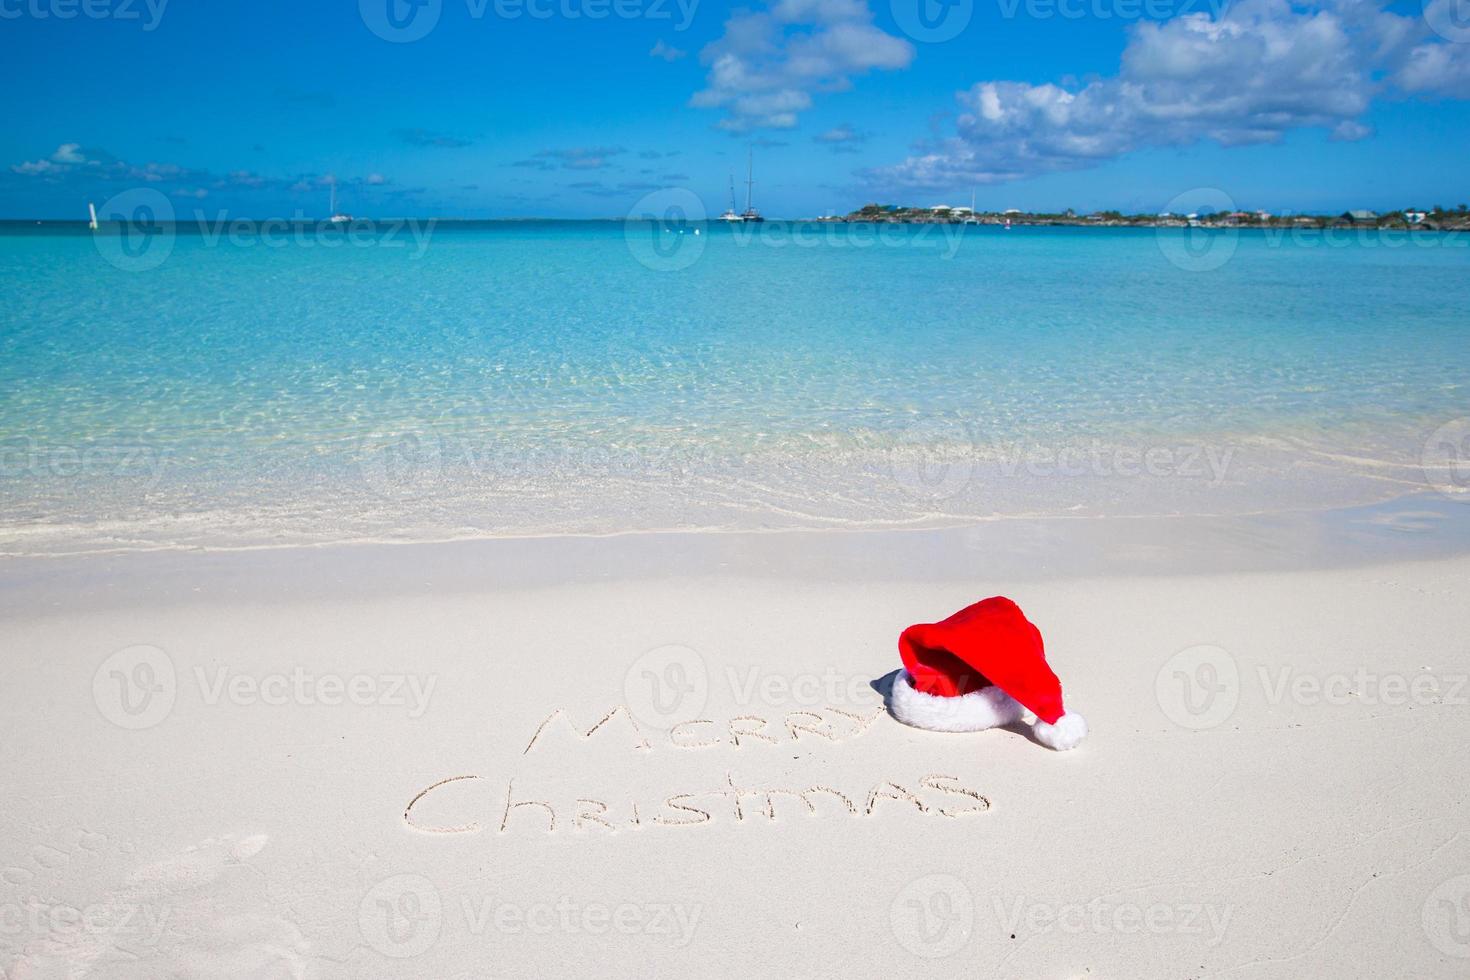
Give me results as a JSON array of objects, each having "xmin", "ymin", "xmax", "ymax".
[{"xmin": 1, "ymin": 220, "xmax": 1467, "ymax": 556}]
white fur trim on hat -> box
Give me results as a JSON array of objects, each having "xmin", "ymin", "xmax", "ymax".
[
  {"xmin": 887, "ymin": 670, "xmax": 1024, "ymax": 732},
  {"xmin": 1032, "ymin": 712, "xmax": 1088, "ymax": 751}
]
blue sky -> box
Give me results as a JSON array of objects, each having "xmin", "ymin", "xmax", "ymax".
[{"xmin": 2, "ymin": 0, "xmax": 1468, "ymax": 217}]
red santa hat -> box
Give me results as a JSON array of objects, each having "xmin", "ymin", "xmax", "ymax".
[{"xmin": 888, "ymin": 596, "xmax": 1087, "ymax": 751}]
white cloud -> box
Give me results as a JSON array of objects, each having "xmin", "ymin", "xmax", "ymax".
[
  {"xmin": 691, "ymin": 0, "xmax": 913, "ymax": 131},
  {"xmin": 514, "ymin": 146, "xmax": 626, "ymax": 170},
  {"xmin": 51, "ymin": 143, "xmax": 88, "ymax": 164},
  {"xmin": 650, "ymin": 39, "xmax": 687, "ymax": 61},
  {"xmin": 9, "ymin": 144, "xmax": 387, "ymax": 201},
  {"xmin": 13, "ymin": 159, "xmax": 60, "ymax": 176},
  {"xmin": 816, "ymin": 123, "xmax": 866, "ymax": 143},
  {"xmin": 12, "ymin": 143, "xmax": 101, "ymax": 175},
  {"xmin": 1394, "ymin": 37, "xmax": 1470, "ymax": 97},
  {"xmin": 869, "ymin": 0, "xmax": 1470, "ymax": 190}
]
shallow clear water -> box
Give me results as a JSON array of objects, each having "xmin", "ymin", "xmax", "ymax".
[{"xmin": 1, "ymin": 221, "xmax": 1467, "ymax": 554}]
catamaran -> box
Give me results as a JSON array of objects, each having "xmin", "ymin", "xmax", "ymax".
[
  {"xmin": 740, "ymin": 148, "xmax": 763, "ymax": 222},
  {"xmin": 327, "ymin": 177, "xmax": 352, "ymax": 225},
  {"xmin": 719, "ymin": 173, "xmax": 742, "ymax": 222}
]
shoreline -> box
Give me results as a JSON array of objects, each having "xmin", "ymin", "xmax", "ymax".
[{"xmin": 5, "ymin": 490, "xmax": 1469, "ymax": 616}]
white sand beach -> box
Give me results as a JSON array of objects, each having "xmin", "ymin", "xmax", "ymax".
[{"xmin": 3, "ymin": 521, "xmax": 1468, "ymax": 978}]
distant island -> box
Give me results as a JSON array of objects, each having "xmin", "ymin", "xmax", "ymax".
[{"xmin": 819, "ymin": 203, "xmax": 1470, "ymax": 230}]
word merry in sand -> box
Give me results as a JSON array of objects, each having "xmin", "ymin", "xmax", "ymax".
[
  {"xmin": 404, "ymin": 772, "xmax": 990, "ymax": 837},
  {"xmin": 520, "ymin": 704, "xmax": 885, "ymax": 754}
]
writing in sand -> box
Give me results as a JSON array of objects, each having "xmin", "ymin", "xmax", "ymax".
[{"xmin": 402, "ymin": 705, "xmax": 992, "ymax": 838}]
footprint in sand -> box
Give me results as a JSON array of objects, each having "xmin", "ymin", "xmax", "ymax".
[{"xmin": 2, "ymin": 832, "xmax": 317, "ymax": 980}]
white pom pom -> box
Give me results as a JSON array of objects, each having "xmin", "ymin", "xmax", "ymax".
[{"xmin": 1033, "ymin": 712, "xmax": 1087, "ymax": 751}]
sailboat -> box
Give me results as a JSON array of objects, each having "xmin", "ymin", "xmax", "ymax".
[
  {"xmin": 740, "ymin": 148, "xmax": 764, "ymax": 222},
  {"xmin": 327, "ymin": 177, "xmax": 352, "ymax": 225},
  {"xmin": 88, "ymin": 202, "xmax": 99, "ymax": 231},
  {"xmin": 963, "ymin": 188, "xmax": 980, "ymax": 225},
  {"xmin": 719, "ymin": 173, "xmax": 743, "ymax": 222}
]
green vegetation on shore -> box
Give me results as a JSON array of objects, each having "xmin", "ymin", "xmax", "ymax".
[{"xmin": 823, "ymin": 202, "xmax": 1470, "ymax": 230}]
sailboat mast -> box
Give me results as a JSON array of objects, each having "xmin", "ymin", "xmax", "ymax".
[
  {"xmin": 329, "ymin": 177, "xmax": 336, "ymax": 216},
  {"xmin": 744, "ymin": 148, "xmax": 754, "ymax": 213}
]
